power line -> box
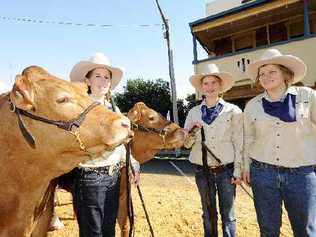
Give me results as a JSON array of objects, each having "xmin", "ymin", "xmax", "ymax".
[{"xmin": 0, "ymin": 15, "xmax": 162, "ymax": 29}]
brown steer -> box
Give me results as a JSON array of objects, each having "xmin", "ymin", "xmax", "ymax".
[
  {"xmin": 0, "ymin": 66, "xmax": 132, "ymax": 237},
  {"xmin": 118, "ymin": 102, "xmax": 186, "ymax": 237}
]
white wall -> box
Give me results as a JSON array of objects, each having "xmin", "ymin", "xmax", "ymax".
[
  {"xmin": 206, "ymin": 0, "xmax": 242, "ymax": 16},
  {"xmin": 195, "ymin": 38, "xmax": 316, "ymax": 87}
]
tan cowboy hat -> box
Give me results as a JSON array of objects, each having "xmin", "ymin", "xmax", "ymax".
[
  {"xmin": 247, "ymin": 48, "xmax": 307, "ymax": 83},
  {"xmin": 70, "ymin": 52, "xmax": 124, "ymax": 89},
  {"xmin": 189, "ymin": 64, "xmax": 234, "ymax": 93}
]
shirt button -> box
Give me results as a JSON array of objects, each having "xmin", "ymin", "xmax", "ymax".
[
  {"xmin": 276, "ymin": 122, "xmax": 280, "ymax": 125},
  {"xmin": 276, "ymin": 146, "xmax": 280, "ymax": 148},
  {"xmin": 277, "ymin": 134, "xmax": 280, "ymax": 136},
  {"xmin": 212, "ymin": 137, "xmax": 215, "ymax": 139},
  {"xmin": 276, "ymin": 158, "xmax": 280, "ymax": 161}
]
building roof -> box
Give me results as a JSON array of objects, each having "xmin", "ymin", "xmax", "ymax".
[{"xmin": 189, "ymin": 0, "xmax": 269, "ymax": 29}]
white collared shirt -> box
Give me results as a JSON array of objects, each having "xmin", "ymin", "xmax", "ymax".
[
  {"xmin": 184, "ymin": 98, "xmax": 243, "ymax": 178},
  {"xmin": 79, "ymin": 95, "xmax": 139, "ymax": 171},
  {"xmin": 243, "ymin": 86, "xmax": 316, "ymax": 172}
]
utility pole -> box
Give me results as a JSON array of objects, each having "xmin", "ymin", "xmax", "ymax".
[{"xmin": 154, "ymin": 0, "xmax": 179, "ymax": 124}]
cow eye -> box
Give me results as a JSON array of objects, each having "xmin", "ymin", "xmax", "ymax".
[
  {"xmin": 56, "ymin": 96, "xmax": 70, "ymax": 104},
  {"xmin": 148, "ymin": 116, "xmax": 155, "ymax": 121}
]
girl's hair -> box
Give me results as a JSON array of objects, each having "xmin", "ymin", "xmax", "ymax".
[
  {"xmin": 255, "ymin": 64, "xmax": 294, "ymax": 88},
  {"xmin": 85, "ymin": 67, "xmax": 113, "ymax": 101}
]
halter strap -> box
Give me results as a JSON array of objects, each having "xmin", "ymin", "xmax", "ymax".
[{"xmin": 10, "ymin": 100, "xmax": 100, "ymax": 149}]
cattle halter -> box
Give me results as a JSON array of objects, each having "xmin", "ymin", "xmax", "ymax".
[
  {"xmin": 131, "ymin": 120, "xmax": 172, "ymax": 145},
  {"xmin": 9, "ymin": 99, "xmax": 100, "ymax": 151}
]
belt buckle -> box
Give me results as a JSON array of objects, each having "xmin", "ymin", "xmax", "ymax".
[
  {"xmin": 108, "ymin": 165, "xmax": 118, "ymax": 176},
  {"xmin": 107, "ymin": 166, "xmax": 113, "ymax": 176}
]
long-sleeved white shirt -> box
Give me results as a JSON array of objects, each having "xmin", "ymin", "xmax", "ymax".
[
  {"xmin": 243, "ymin": 86, "xmax": 316, "ymax": 172},
  {"xmin": 184, "ymin": 98, "xmax": 243, "ymax": 178},
  {"xmin": 79, "ymin": 95, "xmax": 139, "ymax": 171}
]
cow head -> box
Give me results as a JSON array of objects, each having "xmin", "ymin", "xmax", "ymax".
[
  {"xmin": 7, "ymin": 66, "xmax": 132, "ymax": 170},
  {"xmin": 127, "ymin": 102, "xmax": 187, "ymax": 163}
]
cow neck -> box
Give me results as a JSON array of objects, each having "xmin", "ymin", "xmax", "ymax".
[{"xmin": 8, "ymin": 97, "xmax": 99, "ymax": 152}]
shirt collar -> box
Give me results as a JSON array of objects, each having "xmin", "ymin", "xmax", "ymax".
[
  {"xmin": 200, "ymin": 98, "xmax": 225, "ymax": 108},
  {"xmin": 262, "ymin": 86, "xmax": 298, "ymax": 102}
]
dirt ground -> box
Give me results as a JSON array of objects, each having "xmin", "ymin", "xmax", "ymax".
[{"xmin": 49, "ymin": 159, "xmax": 293, "ymax": 237}]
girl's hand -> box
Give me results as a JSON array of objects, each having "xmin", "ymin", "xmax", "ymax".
[
  {"xmin": 242, "ymin": 171, "xmax": 251, "ymax": 186},
  {"xmin": 130, "ymin": 171, "xmax": 140, "ymax": 185},
  {"xmin": 231, "ymin": 177, "xmax": 242, "ymax": 185}
]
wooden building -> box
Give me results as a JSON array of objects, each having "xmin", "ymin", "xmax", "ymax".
[{"xmin": 189, "ymin": 0, "xmax": 316, "ymax": 108}]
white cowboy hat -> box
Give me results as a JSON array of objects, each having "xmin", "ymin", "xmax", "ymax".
[
  {"xmin": 189, "ymin": 64, "xmax": 234, "ymax": 93},
  {"xmin": 70, "ymin": 52, "xmax": 124, "ymax": 89},
  {"xmin": 247, "ymin": 48, "xmax": 307, "ymax": 84}
]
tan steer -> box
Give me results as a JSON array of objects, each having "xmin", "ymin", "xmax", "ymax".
[
  {"xmin": 118, "ymin": 102, "xmax": 187, "ymax": 237},
  {"xmin": 0, "ymin": 66, "xmax": 132, "ymax": 237}
]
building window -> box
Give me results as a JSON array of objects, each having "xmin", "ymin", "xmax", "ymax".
[
  {"xmin": 289, "ymin": 20, "xmax": 304, "ymax": 38},
  {"xmin": 256, "ymin": 27, "xmax": 268, "ymax": 47},
  {"xmin": 269, "ymin": 21, "xmax": 288, "ymax": 43},
  {"xmin": 214, "ymin": 37, "xmax": 233, "ymax": 56},
  {"xmin": 233, "ymin": 32, "xmax": 254, "ymax": 52},
  {"xmin": 311, "ymin": 13, "xmax": 316, "ymax": 34}
]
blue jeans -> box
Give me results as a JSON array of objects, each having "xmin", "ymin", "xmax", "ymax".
[
  {"xmin": 250, "ymin": 160, "xmax": 316, "ymax": 237},
  {"xmin": 73, "ymin": 168, "xmax": 120, "ymax": 237},
  {"xmin": 195, "ymin": 165, "xmax": 236, "ymax": 237}
]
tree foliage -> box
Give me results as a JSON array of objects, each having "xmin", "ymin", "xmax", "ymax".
[{"xmin": 114, "ymin": 78, "xmax": 172, "ymax": 116}]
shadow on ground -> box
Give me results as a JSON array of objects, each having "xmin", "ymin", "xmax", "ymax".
[{"xmin": 141, "ymin": 158, "xmax": 195, "ymax": 176}]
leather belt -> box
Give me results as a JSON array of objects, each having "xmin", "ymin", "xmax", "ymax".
[
  {"xmin": 196, "ymin": 162, "xmax": 234, "ymax": 174},
  {"xmin": 80, "ymin": 163, "xmax": 121, "ymax": 176}
]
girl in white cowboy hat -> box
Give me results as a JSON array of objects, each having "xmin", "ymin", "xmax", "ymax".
[
  {"xmin": 243, "ymin": 48, "xmax": 316, "ymax": 237},
  {"xmin": 184, "ymin": 63, "xmax": 243, "ymax": 237},
  {"xmin": 70, "ymin": 52, "xmax": 140, "ymax": 237}
]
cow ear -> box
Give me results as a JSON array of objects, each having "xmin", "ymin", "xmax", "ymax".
[
  {"xmin": 10, "ymin": 74, "xmax": 35, "ymax": 111},
  {"xmin": 127, "ymin": 104, "xmax": 142, "ymax": 122}
]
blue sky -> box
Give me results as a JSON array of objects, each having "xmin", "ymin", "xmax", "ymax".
[{"xmin": 0, "ymin": 0, "xmax": 210, "ymax": 99}]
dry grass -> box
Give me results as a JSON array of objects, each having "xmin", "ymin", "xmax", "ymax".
[{"xmin": 48, "ymin": 160, "xmax": 293, "ymax": 237}]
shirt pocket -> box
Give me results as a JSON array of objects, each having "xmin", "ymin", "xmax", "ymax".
[
  {"xmin": 213, "ymin": 113, "xmax": 233, "ymax": 136},
  {"xmin": 253, "ymin": 115, "xmax": 275, "ymax": 137},
  {"xmin": 296, "ymin": 100, "xmax": 310, "ymax": 119}
]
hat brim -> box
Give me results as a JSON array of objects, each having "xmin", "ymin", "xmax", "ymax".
[
  {"xmin": 247, "ymin": 55, "xmax": 306, "ymax": 84},
  {"xmin": 189, "ymin": 72, "xmax": 234, "ymax": 93},
  {"xmin": 70, "ymin": 61, "xmax": 123, "ymax": 89}
]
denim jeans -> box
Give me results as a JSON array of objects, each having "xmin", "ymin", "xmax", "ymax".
[
  {"xmin": 250, "ymin": 160, "xmax": 316, "ymax": 237},
  {"xmin": 73, "ymin": 168, "xmax": 120, "ymax": 237},
  {"xmin": 195, "ymin": 165, "xmax": 236, "ymax": 237}
]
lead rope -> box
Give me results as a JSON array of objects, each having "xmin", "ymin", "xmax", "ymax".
[
  {"xmin": 201, "ymin": 127, "xmax": 218, "ymax": 237},
  {"xmin": 110, "ymin": 99, "xmax": 135, "ymax": 237},
  {"xmin": 129, "ymin": 163, "xmax": 155, "ymax": 237},
  {"xmin": 125, "ymin": 142, "xmax": 135, "ymax": 237},
  {"xmin": 201, "ymin": 142, "xmax": 254, "ymax": 200}
]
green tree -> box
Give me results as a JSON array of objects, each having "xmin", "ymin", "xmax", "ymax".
[
  {"xmin": 114, "ymin": 78, "xmax": 172, "ymax": 116},
  {"xmin": 176, "ymin": 99, "xmax": 186, "ymax": 127},
  {"xmin": 185, "ymin": 93, "xmax": 198, "ymax": 111}
]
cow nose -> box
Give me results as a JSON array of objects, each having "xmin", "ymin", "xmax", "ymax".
[{"xmin": 128, "ymin": 130, "xmax": 134, "ymax": 138}]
